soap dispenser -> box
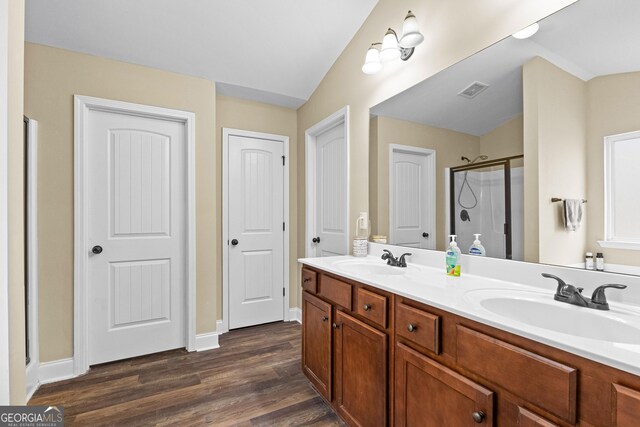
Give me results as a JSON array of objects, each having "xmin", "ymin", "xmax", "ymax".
[
  {"xmin": 446, "ymin": 235, "xmax": 461, "ymax": 276},
  {"xmin": 469, "ymin": 234, "xmax": 486, "ymax": 256}
]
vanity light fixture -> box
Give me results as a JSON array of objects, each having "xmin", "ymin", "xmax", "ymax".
[
  {"xmin": 512, "ymin": 22, "xmax": 539, "ymax": 39},
  {"xmin": 362, "ymin": 10, "xmax": 424, "ymax": 75}
]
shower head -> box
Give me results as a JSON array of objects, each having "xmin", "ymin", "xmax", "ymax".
[
  {"xmin": 469, "ymin": 155, "xmax": 489, "ymax": 164},
  {"xmin": 461, "ymin": 155, "xmax": 489, "ymax": 164}
]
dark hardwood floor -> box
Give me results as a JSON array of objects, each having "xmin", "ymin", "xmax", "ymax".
[{"xmin": 30, "ymin": 321, "xmax": 344, "ymax": 426}]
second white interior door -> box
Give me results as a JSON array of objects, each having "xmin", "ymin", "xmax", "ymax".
[{"xmin": 227, "ymin": 132, "xmax": 285, "ymax": 329}]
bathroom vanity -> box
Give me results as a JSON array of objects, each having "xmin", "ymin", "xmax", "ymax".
[{"xmin": 299, "ymin": 251, "xmax": 640, "ymax": 426}]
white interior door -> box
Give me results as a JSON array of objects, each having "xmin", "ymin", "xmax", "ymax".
[
  {"xmin": 228, "ymin": 133, "xmax": 284, "ymax": 329},
  {"xmin": 390, "ymin": 147, "xmax": 435, "ymax": 249},
  {"xmin": 87, "ymin": 109, "xmax": 186, "ymax": 365},
  {"xmin": 313, "ymin": 122, "xmax": 348, "ymax": 256}
]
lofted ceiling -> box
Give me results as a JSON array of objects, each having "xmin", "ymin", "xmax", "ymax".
[
  {"xmin": 25, "ymin": 0, "xmax": 379, "ymax": 109},
  {"xmin": 371, "ymin": 0, "xmax": 640, "ymax": 136}
]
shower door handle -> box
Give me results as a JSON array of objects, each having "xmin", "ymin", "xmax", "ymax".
[{"xmin": 422, "ymin": 232, "xmax": 429, "ymax": 238}]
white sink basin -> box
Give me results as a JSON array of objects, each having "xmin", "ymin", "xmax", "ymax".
[
  {"xmin": 465, "ymin": 289, "xmax": 640, "ymax": 344},
  {"xmin": 334, "ymin": 259, "xmax": 409, "ymax": 276}
]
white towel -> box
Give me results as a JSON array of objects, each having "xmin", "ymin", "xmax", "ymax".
[{"xmin": 563, "ymin": 199, "xmax": 582, "ymax": 231}]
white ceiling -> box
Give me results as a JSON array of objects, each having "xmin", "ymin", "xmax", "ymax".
[
  {"xmin": 25, "ymin": 0, "xmax": 379, "ymax": 109},
  {"xmin": 371, "ymin": 0, "xmax": 640, "ymax": 136}
]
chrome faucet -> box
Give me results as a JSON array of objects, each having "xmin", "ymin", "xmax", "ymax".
[
  {"xmin": 381, "ymin": 250, "xmax": 412, "ymax": 267},
  {"xmin": 541, "ymin": 273, "xmax": 627, "ymax": 310}
]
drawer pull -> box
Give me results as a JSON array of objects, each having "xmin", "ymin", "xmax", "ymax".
[
  {"xmin": 332, "ymin": 323, "xmax": 340, "ymax": 329},
  {"xmin": 363, "ymin": 304, "xmax": 371, "ymax": 311},
  {"xmin": 322, "ymin": 316, "xmax": 328, "ymax": 322},
  {"xmin": 471, "ymin": 411, "xmax": 485, "ymax": 423},
  {"xmin": 303, "ymin": 278, "xmax": 311, "ymax": 283},
  {"xmin": 407, "ymin": 323, "xmax": 417, "ymax": 332}
]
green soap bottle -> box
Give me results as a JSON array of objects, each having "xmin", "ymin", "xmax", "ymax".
[{"xmin": 446, "ymin": 235, "xmax": 461, "ymax": 276}]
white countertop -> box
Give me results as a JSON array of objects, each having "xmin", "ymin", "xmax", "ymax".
[{"xmin": 299, "ymin": 254, "xmax": 640, "ymax": 376}]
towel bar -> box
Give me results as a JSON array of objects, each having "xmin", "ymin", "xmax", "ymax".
[{"xmin": 551, "ymin": 198, "xmax": 587, "ymax": 203}]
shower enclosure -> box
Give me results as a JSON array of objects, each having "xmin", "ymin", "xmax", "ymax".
[{"xmin": 449, "ymin": 155, "xmax": 524, "ymax": 260}]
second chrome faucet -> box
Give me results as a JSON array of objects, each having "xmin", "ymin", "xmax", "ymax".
[{"xmin": 542, "ymin": 273, "xmax": 627, "ymax": 311}]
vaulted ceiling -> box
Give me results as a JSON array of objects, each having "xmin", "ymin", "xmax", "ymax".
[{"xmin": 25, "ymin": 0, "xmax": 379, "ymax": 108}]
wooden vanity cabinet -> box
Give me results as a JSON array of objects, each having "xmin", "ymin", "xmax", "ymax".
[
  {"xmin": 301, "ymin": 269, "xmax": 393, "ymax": 427},
  {"xmin": 301, "ymin": 266, "xmax": 640, "ymax": 427}
]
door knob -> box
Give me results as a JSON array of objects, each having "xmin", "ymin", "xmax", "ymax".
[
  {"xmin": 471, "ymin": 411, "xmax": 485, "ymax": 423},
  {"xmin": 92, "ymin": 245, "xmax": 103, "ymax": 254},
  {"xmin": 312, "ymin": 236, "xmax": 321, "ymax": 244},
  {"xmin": 422, "ymin": 232, "xmax": 429, "ymax": 238},
  {"xmin": 231, "ymin": 239, "xmax": 239, "ymax": 246}
]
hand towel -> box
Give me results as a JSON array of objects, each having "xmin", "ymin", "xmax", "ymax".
[{"xmin": 563, "ymin": 199, "xmax": 582, "ymax": 231}]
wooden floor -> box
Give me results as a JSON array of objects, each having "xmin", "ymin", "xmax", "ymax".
[{"xmin": 30, "ymin": 322, "xmax": 344, "ymax": 426}]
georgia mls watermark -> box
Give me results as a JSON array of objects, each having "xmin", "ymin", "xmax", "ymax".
[{"xmin": 0, "ymin": 406, "xmax": 64, "ymax": 427}]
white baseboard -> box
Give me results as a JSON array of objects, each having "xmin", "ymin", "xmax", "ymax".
[
  {"xmin": 38, "ymin": 357, "xmax": 76, "ymax": 385},
  {"xmin": 195, "ymin": 320, "xmax": 225, "ymax": 352},
  {"xmin": 289, "ymin": 307, "xmax": 302, "ymax": 324},
  {"xmin": 25, "ymin": 361, "xmax": 39, "ymax": 401}
]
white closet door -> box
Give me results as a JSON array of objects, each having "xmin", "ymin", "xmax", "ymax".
[{"xmin": 228, "ymin": 134, "xmax": 284, "ymax": 329}]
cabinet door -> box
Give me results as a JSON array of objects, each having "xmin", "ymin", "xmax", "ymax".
[
  {"xmin": 334, "ymin": 310, "xmax": 388, "ymax": 427},
  {"xmin": 302, "ymin": 291, "xmax": 332, "ymax": 401},
  {"xmin": 613, "ymin": 384, "xmax": 640, "ymax": 427},
  {"xmin": 395, "ymin": 342, "xmax": 494, "ymax": 426}
]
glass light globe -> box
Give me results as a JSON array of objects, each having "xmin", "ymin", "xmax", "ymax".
[
  {"xmin": 399, "ymin": 11, "xmax": 424, "ymax": 48},
  {"xmin": 380, "ymin": 28, "xmax": 400, "ymax": 62},
  {"xmin": 362, "ymin": 44, "xmax": 382, "ymax": 74},
  {"xmin": 512, "ymin": 23, "xmax": 539, "ymax": 39}
]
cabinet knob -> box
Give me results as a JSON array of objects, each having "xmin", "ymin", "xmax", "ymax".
[
  {"xmin": 471, "ymin": 411, "xmax": 485, "ymax": 423},
  {"xmin": 322, "ymin": 316, "xmax": 328, "ymax": 322},
  {"xmin": 363, "ymin": 304, "xmax": 371, "ymax": 311},
  {"xmin": 303, "ymin": 278, "xmax": 311, "ymax": 283},
  {"xmin": 407, "ymin": 323, "xmax": 417, "ymax": 333},
  {"xmin": 332, "ymin": 323, "xmax": 340, "ymax": 329}
]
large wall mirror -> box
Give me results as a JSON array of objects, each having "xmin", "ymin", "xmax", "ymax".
[{"xmin": 369, "ymin": 0, "xmax": 640, "ymax": 276}]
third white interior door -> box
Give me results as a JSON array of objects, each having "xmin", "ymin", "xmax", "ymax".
[
  {"xmin": 312, "ymin": 121, "xmax": 348, "ymax": 256},
  {"xmin": 227, "ymin": 130, "xmax": 285, "ymax": 329},
  {"xmin": 389, "ymin": 145, "xmax": 435, "ymax": 249}
]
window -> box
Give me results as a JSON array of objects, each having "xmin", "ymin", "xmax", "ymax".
[{"xmin": 601, "ymin": 130, "xmax": 640, "ymax": 249}]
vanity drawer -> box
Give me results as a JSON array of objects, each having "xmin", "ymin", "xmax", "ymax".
[
  {"xmin": 318, "ymin": 275, "xmax": 352, "ymax": 310},
  {"xmin": 395, "ymin": 302, "xmax": 440, "ymax": 354},
  {"xmin": 456, "ymin": 325, "xmax": 577, "ymax": 424},
  {"xmin": 517, "ymin": 407, "xmax": 559, "ymax": 427},
  {"xmin": 301, "ymin": 268, "xmax": 317, "ymax": 294},
  {"xmin": 356, "ymin": 287, "xmax": 388, "ymax": 328}
]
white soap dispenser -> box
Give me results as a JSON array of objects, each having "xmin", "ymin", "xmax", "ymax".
[
  {"xmin": 352, "ymin": 212, "xmax": 370, "ymax": 257},
  {"xmin": 469, "ymin": 234, "xmax": 486, "ymax": 256}
]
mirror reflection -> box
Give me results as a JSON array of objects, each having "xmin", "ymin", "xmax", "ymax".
[{"xmin": 369, "ymin": 0, "xmax": 640, "ymax": 274}]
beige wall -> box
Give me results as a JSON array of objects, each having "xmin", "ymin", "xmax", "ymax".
[
  {"xmin": 523, "ymin": 57, "xmax": 587, "ymax": 265},
  {"xmin": 370, "ymin": 116, "xmax": 478, "ymax": 250},
  {"xmin": 24, "ymin": 43, "xmax": 217, "ymax": 362},
  {"xmin": 479, "ymin": 114, "xmax": 523, "ymax": 159},
  {"xmin": 8, "ymin": 0, "xmax": 26, "ymax": 405},
  {"xmin": 296, "ymin": 0, "xmax": 576, "ymax": 269},
  {"xmin": 215, "ymin": 95, "xmax": 299, "ymax": 311},
  {"xmin": 586, "ymin": 72, "xmax": 640, "ymax": 267}
]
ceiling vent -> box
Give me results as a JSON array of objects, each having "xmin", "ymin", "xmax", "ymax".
[{"xmin": 458, "ymin": 81, "xmax": 489, "ymax": 99}]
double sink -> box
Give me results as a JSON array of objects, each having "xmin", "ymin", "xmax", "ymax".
[{"xmin": 332, "ymin": 258, "xmax": 640, "ymax": 346}]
